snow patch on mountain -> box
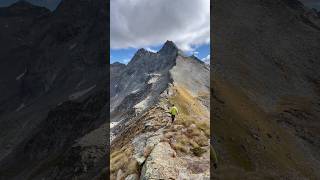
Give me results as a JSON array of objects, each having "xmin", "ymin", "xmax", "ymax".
[
  {"xmin": 69, "ymin": 85, "xmax": 96, "ymax": 100},
  {"xmin": 16, "ymin": 69, "xmax": 26, "ymax": 80}
]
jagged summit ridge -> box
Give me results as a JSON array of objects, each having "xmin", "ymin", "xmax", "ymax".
[
  {"xmin": 158, "ymin": 40, "xmax": 178, "ymax": 54},
  {"xmin": 128, "ymin": 41, "xmax": 178, "ymax": 68},
  {"xmin": 134, "ymin": 40, "xmax": 178, "ymax": 56}
]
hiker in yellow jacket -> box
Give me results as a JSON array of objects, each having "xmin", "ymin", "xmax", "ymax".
[{"xmin": 169, "ymin": 104, "xmax": 178, "ymax": 123}]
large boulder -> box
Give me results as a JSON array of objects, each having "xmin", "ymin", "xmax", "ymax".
[{"xmin": 140, "ymin": 142, "xmax": 181, "ymax": 179}]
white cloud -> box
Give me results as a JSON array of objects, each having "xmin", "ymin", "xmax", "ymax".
[
  {"xmin": 113, "ymin": 58, "xmax": 130, "ymax": 64},
  {"xmin": 111, "ymin": 0, "xmax": 210, "ymax": 51},
  {"xmin": 122, "ymin": 59, "xmax": 131, "ymax": 64},
  {"xmin": 202, "ymin": 54, "xmax": 210, "ymax": 64},
  {"xmin": 146, "ymin": 47, "xmax": 157, "ymax": 53}
]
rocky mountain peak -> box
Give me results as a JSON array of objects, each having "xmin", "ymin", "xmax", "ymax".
[
  {"xmin": 111, "ymin": 62, "xmax": 125, "ymax": 66},
  {"xmin": 10, "ymin": 0, "xmax": 34, "ymax": 8},
  {"xmin": 136, "ymin": 48, "xmax": 149, "ymax": 55},
  {"xmin": 127, "ymin": 41, "xmax": 179, "ymax": 69},
  {"xmin": 158, "ymin": 40, "xmax": 178, "ymax": 54},
  {"xmin": 0, "ymin": 0, "xmax": 50, "ymax": 16}
]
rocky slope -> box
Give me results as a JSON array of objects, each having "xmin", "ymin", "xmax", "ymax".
[
  {"xmin": 0, "ymin": 0, "xmax": 109, "ymax": 179},
  {"xmin": 212, "ymin": 0, "xmax": 320, "ymax": 179},
  {"xmin": 110, "ymin": 41, "xmax": 210, "ymax": 179}
]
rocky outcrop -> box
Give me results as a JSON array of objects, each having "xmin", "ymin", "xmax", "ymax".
[{"xmin": 140, "ymin": 142, "xmax": 181, "ymax": 179}]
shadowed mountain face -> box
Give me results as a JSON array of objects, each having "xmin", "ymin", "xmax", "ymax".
[
  {"xmin": 212, "ymin": 0, "xmax": 320, "ymax": 179},
  {"xmin": 0, "ymin": 0, "xmax": 109, "ymax": 179}
]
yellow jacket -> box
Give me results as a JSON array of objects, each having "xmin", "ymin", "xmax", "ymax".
[{"xmin": 170, "ymin": 106, "xmax": 178, "ymax": 115}]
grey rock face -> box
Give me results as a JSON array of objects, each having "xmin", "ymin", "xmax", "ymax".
[
  {"xmin": 170, "ymin": 55, "xmax": 210, "ymax": 96},
  {"xmin": 140, "ymin": 142, "xmax": 180, "ymax": 180},
  {"xmin": 0, "ymin": 0, "xmax": 109, "ymax": 179},
  {"xmin": 125, "ymin": 174, "xmax": 139, "ymax": 180}
]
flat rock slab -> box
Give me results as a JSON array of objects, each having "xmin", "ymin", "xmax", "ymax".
[{"xmin": 140, "ymin": 142, "xmax": 182, "ymax": 180}]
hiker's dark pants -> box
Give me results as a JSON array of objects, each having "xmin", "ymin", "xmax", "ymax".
[{"xmin": 171, "ymin": 115, "xmax": 175, "ymax": 123}]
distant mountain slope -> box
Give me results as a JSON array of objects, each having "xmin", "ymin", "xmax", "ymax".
[
  {"xmin": 212, "ymin": 0, "xmax": 320, "ymax": 179},
  {"xmin": 110, "ymin": 41, "xmax": 210, "ymax": 179},
  {"xmin": 0, "ymin": 0, "xmax": 109, "ymax": 179}
]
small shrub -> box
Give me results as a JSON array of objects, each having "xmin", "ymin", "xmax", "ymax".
[
  {"xmin": 191, "ymin": 147, "xmax": 207, "ymax": 157},
  {"xmin": 196, "ymin": 121, "xmax": 209, "ymax": 131},
  {"xmin": 194, "ymin": 134, "xmax": 209, "ymax": 147},
  {"xmin": 186, "ymin": 127, "xmax": 201, "ymax": 138},
  {"xmin": 126, "ymin": 159, "xmax": 139, "ymax": 175},
  {"xmin": 176, "ymin": 134, "xmax": 188, "ymax": 145},
  {"xmin": 188, "ymin": 139, "xmax": 200, "ymax": 148},
  {"xmin": 195, "ymin": 121, "xmax": 210, "ymax": 137}
]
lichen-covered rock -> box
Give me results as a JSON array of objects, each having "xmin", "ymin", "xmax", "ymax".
[
  {"xmin": 132, "ymin": 130, "xmax": 163, "ymax": 165},
  {"xmin": 125, "ymin": 174, "xmax": 139, "ymax": 180},
  {"xmin": 140, "ymin": 142, "xmax": 210, "ymax": 180},
  {"xmin": 140, "ymin": 142, "xmax": 181, "ymax": 179},
  {"xmin": 116, "ymin": 169, "xmax": 125, "ymax": 180}
]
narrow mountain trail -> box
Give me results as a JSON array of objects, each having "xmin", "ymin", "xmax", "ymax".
[{"xmin": 110, "ymin": 85, "xmax": 210, "ymax": 179}]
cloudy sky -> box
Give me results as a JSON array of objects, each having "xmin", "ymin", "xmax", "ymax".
[
  {"xmin": 1, "ymin": 0, "xmax": 319, "ymax": 64},
  {"xmin": 110, "ymin": 0, "xmax": 210, "ymax": 64}
]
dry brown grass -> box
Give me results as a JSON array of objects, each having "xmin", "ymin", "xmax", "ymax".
[
  {"xmin": 188, "ymin": 126, "xmax": 202, "ymax": 137},
  {"xmin": 126, "ymin": 159, "xmax": 139, "ymax": 175},
  {"xmin": 169, "ymin": 86, "xmax": 208, "ymax": 117},
  {"xmin": 110, "ymin": 146, "xmax": 133, "ymax": 175},
  {"xmin": 196, "ymin": 121, "xmax": 210, "ymax": 137},
  {"xmin": 194, "ymin": 134, "xmax": 209, "ymax": 147},
  {"xmin": 176, "ymin": 134, "xmax": 188, "ymax": 145},
  {"xmin": 164, "ymin": 85, "xmax": 210, "ymax": 157},
  {"xmin": 188, "ymin": 139, "xmax": 200, "ymax": 148}
]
